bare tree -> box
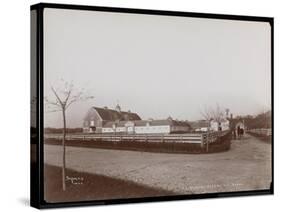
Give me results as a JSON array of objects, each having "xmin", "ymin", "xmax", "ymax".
[
  {"xmin": 45, "ymin": 79, "xmax": 94, "ymax": 191},
  {"xmin": 200, "ymin": 105, "xmax": 213, "ymax": 123},
  {"xmin": 200, "ymin": 104, "xmax": 226, "ymax": 129},
  {"xmin": 211, "ymin": 104, "xmax": 225, "ymax": 123}
]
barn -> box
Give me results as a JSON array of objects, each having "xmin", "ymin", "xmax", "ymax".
[
  {"xmin": 83, "ymin": 104, "xmax": 141, "ymax": 133},
  {"xmin": 83, "ymin": 105, "xmax": 191, "ymax": 134}
]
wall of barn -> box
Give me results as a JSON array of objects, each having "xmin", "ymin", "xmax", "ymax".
[{"xmin": 83, "ymin": 108, "xmax": 103, "ymax": 133}]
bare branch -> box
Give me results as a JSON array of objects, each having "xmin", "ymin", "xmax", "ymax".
[
  {"xmin": 45, "ymin": 80, "xmax": 94, "ymax": 112},
  {"xmin": 44, "ymin": 97, "xmax": 61, "ymax": 107},
  {"xmin": 51, "ymin": 86, "xmax": 63, "ymax": 106},
  {"xmin": 200, "ymin": 105, "xmax": 213, "ymax": 121},
  {"xmin": 66, "ymin": 94, "xmax": 94, "ymax": 109},
  {"xmin": 200, "ymin": 104, "xmax": 225, "ymax": 122},
  {"xmin": 63, "ymin": 82, "xmax": 74, "ymax": 105}
]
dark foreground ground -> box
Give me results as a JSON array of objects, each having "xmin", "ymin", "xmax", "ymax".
[{"xmin": 44, "ymin": 164, "xmax": 176, "ymax": 203}]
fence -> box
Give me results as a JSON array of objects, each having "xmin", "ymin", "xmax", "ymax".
[
  {"xmin": 247, "ymin": 128, "xmax": 272, "ymax": 137},
  {"xmin": 45, "ymin": 130, "xmax": 230, "ymax": 151}
]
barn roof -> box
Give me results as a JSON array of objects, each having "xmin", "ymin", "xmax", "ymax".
[
  {"xmin": 189, "ymin": 120, "xmax": 209, "ymax": 129},
  {"xmin": 93, "ymin": 107, "xmax": 141, "ymax": 121},
  {"xmin": 103, "ymin": 119, "xmax": 191, "ymax": 128}
]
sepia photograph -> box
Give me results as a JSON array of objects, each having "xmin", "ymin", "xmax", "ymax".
[{"xmin": 31, "ymin": 3, "xmax": 273, "ymax": 207}]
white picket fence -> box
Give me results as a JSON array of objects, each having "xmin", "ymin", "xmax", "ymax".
[{"xmin": 45, "ymin": 130, "xmax": 230, "ymax": 146}]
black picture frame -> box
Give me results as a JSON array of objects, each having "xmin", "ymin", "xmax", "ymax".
[{"xmin": 30, "ymin": 2, "xmax": 274, "ymax": 209}]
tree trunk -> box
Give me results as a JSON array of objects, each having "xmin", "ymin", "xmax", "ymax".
[{"xmin": 62, "ymin": 108, "xmax": 66, "ymax": 191}]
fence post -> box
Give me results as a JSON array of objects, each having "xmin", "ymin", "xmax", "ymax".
[
  {"xmin": 201, "ymin": 134, "xmax": 205, "ymax": 149},
  {"xmin": 206, "ymin": 133, "xmax": 209, "ymax": 153}
]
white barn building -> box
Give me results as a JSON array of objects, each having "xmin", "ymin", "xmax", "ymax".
[{"xmin": 83, "ymin": 105, "xmax": 191, "ymax": 134}]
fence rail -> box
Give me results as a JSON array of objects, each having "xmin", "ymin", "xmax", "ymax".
[
  {"xmin": 247, "ymin": 128, "xmax": 272, "ymax": 136},
  {"xmin": 45, "ymin": 130, "xmax": 230, "ymax": 145}
]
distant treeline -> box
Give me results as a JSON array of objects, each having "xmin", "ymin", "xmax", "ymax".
[
  {"xmin": 44, "ymin": 127, "xmax": 83, "ymax": 134},
  {"xmin": 238, "ymin": 110, "xmax": 272, "ymax": 129}
]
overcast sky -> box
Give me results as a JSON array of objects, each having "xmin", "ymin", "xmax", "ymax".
[{"xmin": 43, "ymin": 8, "xmax": 271, "ymax": 128}]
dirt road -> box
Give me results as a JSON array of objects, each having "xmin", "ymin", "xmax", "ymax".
[{"xmin": 44, "ymin": 134, "xmax": 272, "ymax": 194}]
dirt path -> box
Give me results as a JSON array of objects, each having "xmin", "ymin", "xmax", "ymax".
[{"xmin": 44, "ymin": 133, "xmax": 272, "ymax": 194}]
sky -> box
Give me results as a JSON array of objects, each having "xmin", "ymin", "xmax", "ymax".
[{"xmin": 43, "ymin": 8, "xmax": 271, "ymax": 128}]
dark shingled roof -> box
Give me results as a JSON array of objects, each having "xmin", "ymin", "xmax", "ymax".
[
  {"xmin": 103, "ymin": 119, "xmax": 191, "ymax": 128},
  {"xmin": 93, "ymin": 107, "xmax": 141, "ymax": 121},
  {"xmin": 189, "ymin": 120, "xmax": 209, "ymax": 129}
]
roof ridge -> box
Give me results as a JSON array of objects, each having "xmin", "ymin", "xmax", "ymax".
[{"xmin": 93, "ymin": 106, "xmax": 137, "ymax": 114}]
